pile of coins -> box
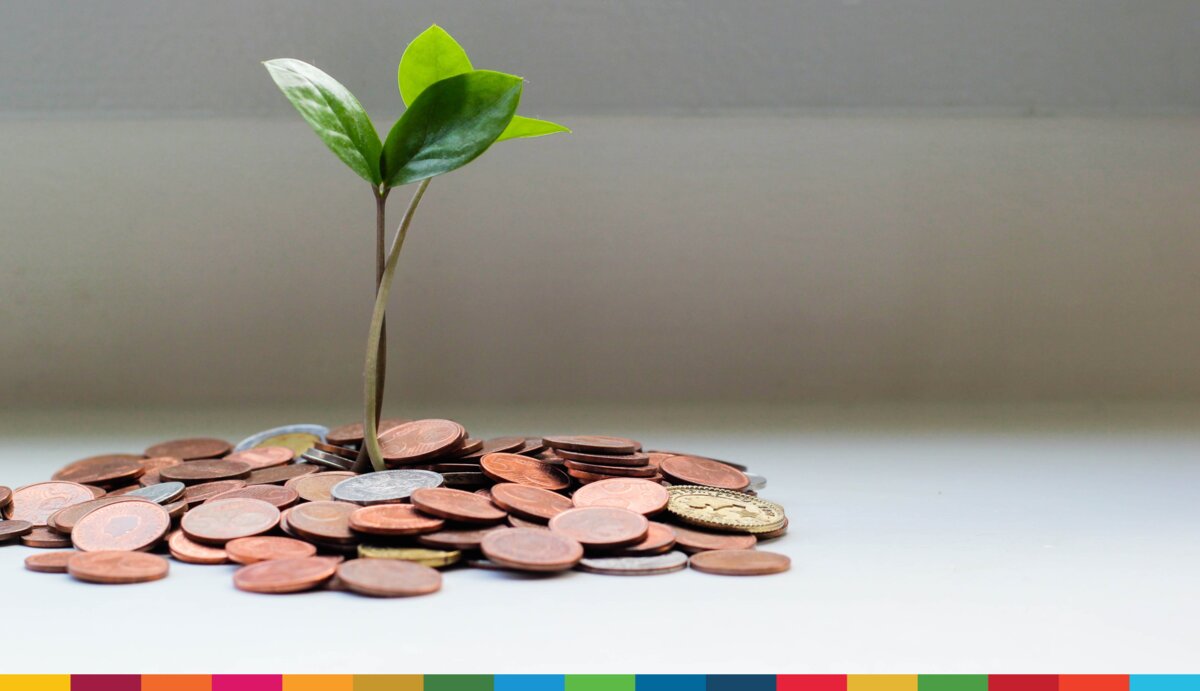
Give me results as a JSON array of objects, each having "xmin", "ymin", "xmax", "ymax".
[{"xmin": 0, "ymin": 420, "xmax": 789, "ymax": 597}]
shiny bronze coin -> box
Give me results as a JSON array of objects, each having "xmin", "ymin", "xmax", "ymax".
[
  {"xmin": 480, "ymin": 453, "xmax": 570, "ymax": 491},
  {"xmin": 68, "ymin": 550, "xmax": 169, "ymax": 584},
  {"xmin": 455, "ymin": 438, "xmax": 484, "ymax": 456},
  {"xmin": 549, "ymin": 507, "xmax": 649, "ymax": 549},
  {"xmin": 668, "ymin": 523, "xmax": 758, "ymax": 553},
  {"xmin": 25, "ymin": 551, "xmax": 75, "ymax": 573},
  {"xmin": 0, "ymin": 519, "xmax": 33, "ymax": 541},
  {"xmin": 4, "ymin": 482, "xmax": 95, "ymax": 526},
  {"xmin": 578, "ymin": 550, "xmax": 690, "ymax": 576},
  {"xmin": 410, "ymin": 487, "xmax": 506, "ymax": 524},
  {"xmin": 85, "ymin": 485, "xmax": 108, "ymax": 498},
  {"xmin": 71, "ymin": 501, "xmax": 170, "ymax": 552},
  {"xmin": 52, "ymin": 454, "xmax": 144, "ymax": 487},
  {"xmin": 349, "ymin": 504, "xmax": 445, "ymax": 536},
  {"xmin": 646, "ymin": 452, "xmax": 673, "ymax": 470},
  {"xmin": 562, "ymin": 460, "xmax": 658, "ymax": 478},
  {"xmin": 379, "ymin": 419, "xmax": 467, "ymax": 464},
  {"xmin": 140, "ymin": 456, "xmax": 183, "ymax": 473},
  {"xmin": 660, "ymin": 455, "xmax": 750, "ymax": 491},
  {"xmin": 167, "ymin": 530, "xmax": 228, "ymax": 564},
  {"xmin": 22, "ymin": 527, "xmax": 74, "ymax": 548},
  {"xmin": 144, "ymin": 437, "xmax": 232, "ymax": 460},
  {"xmin": 225, "ymin": 536, "xmax": 316, "ymax": 565},
  {"xmin": 325, "ymin": 418, "xmax": 409, "ymax": 446},
  {"xmin": 162, "ymin": 500, "xmax": 188, "ymax": 520},
  {"xmin": 518, "ymin": 437, "xmax": 548, "ymax": 455},
  {"xmin": 285, "ymin": 471, "xmax": 355, "ymax": 503},
  {"xmin": 474, "ymin": 487, "xmax": 493, "ymax": 501},
  {"xmin": 477, "ymin": 437, "xmax": 526, "ymax": 456},
  {"xmin": 181, "ymin": 498, "xmax": 280, "ymax": 545},
  {"xmin": 613, "ymin": 522, "xmax": 677, "ymax": 556},
  {"xmin": 159, "ymin": 459, "xmax": 251, "ymax": 484},
  {"xmin": 314, "ymin": 442, "xmax": 358, "ymax": 460},
  {"xmin": 543, "ymin": 435, "xmax": 641, "ymax": 454},
  {"xmin": 233, "ymin": 556, "xmax": 340, "ymax": 593},
  {"xmin": 0, "ymin": 486, "xmax": 11, "ymax": 509},
  {"xmin": 689, "ymin": 549, "xmax": 790, "ymax": 576},
  {"xmin": 480, "ymin": 528, "xmax": 584, "ymax": 572},
  {"xmin": 244, "ymin": 463, "xmax": 319, "ymax": 485},
  {"xmin": 285, "ymin": 501, "xmax": 358, "ymax": 543},
  {"xmin": 416, "ymin": 524, "xmax": 507, "ymax": 550},
  {"xmin": 508, "ymin": 514, "xmax": 549, "ymax": 530},
  {"xmin": 571, "ymin": 478, "xmax": 670, "ymax": 516},
  {"xmin": 223, "ymin": 446, "xmax": 294, "ymax": 470},
  {"xmin": 337, "ymin": 558, "xmax": 442, "ymax": 597},
  {"xmin": 554, "ymin": 448, "xmax": 651, "ymax": 467},
  {"xmin": 566, "ymin": 469, "xmax": 624, "ymax": 485},
  {"xmin": 205, "ymin": 484, "xmax": 299, "ymax": 509},
  {"xmin": 489, "ymin": 483, "xmax": 573, "ymax": 522},
  {"xmin": 182, "ymin": 479, "xmax": 247, "ymax": 505}
]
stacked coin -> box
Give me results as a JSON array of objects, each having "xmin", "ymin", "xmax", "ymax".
[{"xmin": 3, "ymin": 423, "xmax": 790, "ymax": 595}]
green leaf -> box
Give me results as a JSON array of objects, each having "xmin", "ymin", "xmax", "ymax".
[
  {"xmin": 498, "ymin": 115, "xmax": 571, "ymax": 142},
  {"xmin": 398, "ymin": 24, "xmax": 473, "ymax": 106},
  {"xmin": 381, "ymin": 70, "xmax": 522, "ymax": 188},
  {"xmin": 264, "ymin": 58, "xmax": 382, "ymax": 185}
]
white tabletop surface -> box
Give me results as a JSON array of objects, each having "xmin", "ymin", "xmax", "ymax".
[{"xmin": 1, "ymin": 404, "xmax": 1197, "ymax": 674}]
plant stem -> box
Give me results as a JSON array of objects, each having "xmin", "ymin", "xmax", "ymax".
[
  {"xmin": 360, "ymin": 178, "xmax": 432, "ymax": 472},
  {"xmin": 356, "ymin": 187, "xmax": 389, "ymax": 470}
]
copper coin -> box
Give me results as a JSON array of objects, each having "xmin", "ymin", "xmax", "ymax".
[
  {"xmin": 660, "ymin": 455, "xmax": 750, "ymax": 490},
  {"xmin": 52, "ymin": 454, "xmax": 144, "ymax": 487},
  {"xmin": 285, "ymin": 501, "xmax": 358, "ymax": 543},
  {"xmin": 25, "ymin": 551, "xmax": 74, "ymax": 573},
  {"xmin": 225, "ymin": 536, "xmax": 316, "ymax": 564},
  {"xmin": 480, "ymin": 453, "xmax": 569, "ymax": 491},
  {"xmin": 181, "ymin": 498, "xmax": 280, "ymax": 545},
  {"xmin": 554, "ymin": 448, "xmax": 651, "ymax": 467},
  {"xmin": 205, "ymin": 484, "xmax": 299, "ymax": 508},
  {"xmin": 417, "ymin": 524, "xmax": 507, "ymax": 550},
  {"xmin": 349, "ymin": 505, "xmax": 445, "ymax": 536},
  {"xmin": 455, "ymin": 438, "xmax": 484, "ymax": 456},
  {"xmin": 285, "ymin": 471, "xmax": 355, "ymax": 503},
  {"xmin": 646, "ymin": 452, "xmax": 673, "ymax": 470},
  {"xmin": 508, "ymin": 514, "xmax": 549, "ymax": 530},
  {"xmin": 489, "ymin": 483, "xmax": 572, "ymax": 522},
  {"xmin": 543, "ymin": 435, "xmax": 641, "ymax": 454},
  {"xmin": 140, "ymin": 456, "xmax": 183, "ymax": 473},
  {"xmin": 480, "ymin": 528, "xmax": 584, "ymax": 572},
  {"xmin": 614, "ymin": 522, "xmax": 677, "ymax": 556},
  {"xmin": 410, "ymin": 487, "xmax": 506, "ymax": 524},
  {"xmin": 519, "ymin": 437, "xmax": 548, "ymax": 455},
  {"xmin": 68, "ymin": 550, "xmax": 169, "ymax": 584},
  {"xmin": 159, "ymin": 459, "xmax": 251, "ymax": 484},
  {"xmin": 144, "ymin": 437, "xmax": 232, "ymax": 460},
  {"xmin": 379, "ymin": 419, "xmax": 467, "ymax": 464},
  {"xmin": 22, "ymin": 527, "xmax": 73, "ymax": 548},
  {"xmin": 689, "ymin": 549, "xmax": 790, "ymax": 576},
  {"xmin": 0, "ymin": 486, "xmax": 11, "ymax": 509},
  {"xmin": 325, "ymin": 418, "xmax": 409, "ymax": 446},
  {"xmin": 337, "ymin": 558, "xmax": 442, "ymax": 597},
  {"xmin": 571, "ymin": 478, "xmax": 670, "ymax": 516},
  {"xmin": 477, "ymin": 437, "xmax": 526, "ymax": 456},
  {"xmin": 548, "ymin": 507, "xmax": 649, "ymax": 549},
  {"xmin": 244, "ymin": 463, "xmax": 319, "ymax": 485},
  {"xmin": 224, "ymin": 446, "xmax": 295, "ymax": 470},
  {"xmin": 562, "ymin": 460, "xmax": 658, "ymax": 478},
  {"xmin": 162, "ymin": 500, "xmax": 188, "ymax": 520},
  {"xmin": 669, "ymin": 523, "xmax": 758, "ymax": 553},
  {"xmin": 70, "ymin": 501, "xmax": 170, "ymax": 552},
  {"xmin": 314, "ymin": 442, "xmax": 358, "ymax": 460},
  {"xmin": 0, "ymin": 519, "xmax": 33, "ymax": 541},
  {"xmin": 167, "ymin": 530, "xmax": 228, "ymax": 564},
  {"xmin": 85, "ymin": 485, "xmax": 108, "ymax": 498},
  {"xmin": 233, "ymin": 556, "xmax": 339, "ymax": 593},
  {"xmin": 4, "ymin": 482, "xmax": 95, "ymax": 525},
  {"xmin": 183, "ymin": 480, "xmax": 247, "ymax": 505}
]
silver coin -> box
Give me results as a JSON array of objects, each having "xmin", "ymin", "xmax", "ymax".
[
  {"xmin": 234, "ymin": 424, "xmax": 329, "ymax": 452},
  {"xmin": 124, "ymin": 481, "xmax": 185, "ymax": 504},
  {"xmin": 301, "ymin": 449, "xmax": 355, "ymax": 470},
  {"xmin": 330, "ymin": 469, "xmax": 443, "ymax": 506},
  {"xmin": 743, "ymin": 471, "xmax": 768, "ymax": 491},
  {"xmin": 577, "ymin": 551, "xmax": 689, "ymax": 576}
]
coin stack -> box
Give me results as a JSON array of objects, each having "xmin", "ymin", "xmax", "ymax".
[{"xmin": 0, "ymin": 421, "xmax": 790, "ymax": 597}]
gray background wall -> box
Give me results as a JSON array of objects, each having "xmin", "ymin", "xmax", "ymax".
[{"xmin": 2, "ymin": 1, "xmax": 1199, "ymax": 407}]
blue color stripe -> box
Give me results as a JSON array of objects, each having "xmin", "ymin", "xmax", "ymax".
[{"xmin": 495, "ymin": 675, "xmax": 565, "ymax": 691}]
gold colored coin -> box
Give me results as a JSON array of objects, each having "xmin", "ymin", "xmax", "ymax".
[
  {"xmin": 256, "ymin": 433, "xmax": 320, "ymax": 458},
  {"xmin": 665, "ymin": 485, "xmax": 785, "ymax": 534},
  {"xmin": 357, "ymin": 545, "xmax": 461, "ymax": 568}
]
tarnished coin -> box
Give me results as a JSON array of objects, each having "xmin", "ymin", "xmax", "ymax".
[
  {"xmin": 68, "ymin": 551, "xmax": 169, "ymax": 584},
  {"xmin": 554, "ymin": 449, "xmax": 651, "ymax": 467},
  {"xmin": 245, "ymin": 463, "xmax": 320, "ymax": 485},
  {"xmin": 4, "ymin": 482, "xmax": 95, "ymax": 525},
  {"xmin": 286, "ymin": 501, "xmax": 358, "ymax": 543},
  {"xmin": 410, "ymin": 487, "xmax": 506, "ymax": 524},
  {"xmin": 357, "ymin": 546, "xmax": 461, "ymax": 568},
  {"xmin": 144, "ymin": 437, "xmax": 232, "ymax": 461},
  {"xmin": 330, "ymin": 469, "xmax": 443, "ymax": 506},
  {"xmin": 489, "ymin": 483, "xmax": 573, "ymax": 522},
  {"xmin": 225, "ymin": 536, "xmax": 316, "ymax": 565},
  {"xmin": 379, "ymin": 419, "xmax": 467, "ymax": 464},
  {"xmin": 480, "ymin": 453, "xmax": 569, "ymax": 491},
  {"xmin": 52, "ymin": 454, "xmax": 144, "ymax": 487},
  {"xmin": 689, "ymin": 549, "xmax": 790, "ymax": 576},
  {"xmin": 124, "ymin": 481, "xmax": 185, "ymax": 505},
  {"xmin": 480, "ymin": 528, "xmax": 583, "ymax": 572},
  {"xmin": 159, "ymin": 460, "xmax": 251, "ymax": 484},
  {"xmin": 508, "ymin": 514, "xmax": 549, "ymax": 530},
  {"xmin": 660, "ymin": 455, "xmax": 750, "ymax": 491},
  {"xmin": 181, "ymin": 498, "xmax": 280, "ymax": 545},
  {"xmin": 549, "ymin": 507, "xmax": 649, "ymax": 549},
  {"xmin": 25, "ymin": 551, "xmax": 74, "ymax": 573},
  {"xmin": 182, "ymin": 480, "xmax": 247, "ymax": 505},
  {"xmin": 669, "ymin": 523, "xmax": 758, "ymax": 553},
  {"xmin": 72, "ymin": 501, "xmax": 170, "ymax": 552},
  {"xmin": 223, "ymin": 446, "xmax": 294, "ymax": 470},
  {"xmin": 349, "ymin": 505, "xmax": 444, "ymax": 536},
  {"xmin": 571, "ymin": 478, "xmax": 669, "ymax": 516},
  {"xmin": 578, "ymin": 550, "xmax": 689, "ymax": 576},
  {"xmin": 543, "ymin": 435, "xmax": 641, "ymax": 454},
  {"xmin": 233, "ymin": 556, "xmax": 340, "ymax": 593},
  {"xmin": 234, "ymin": 424, "xmax": 328, "ymax": 453},
  {"xmin": 285, "ymin": 471, "xmax": 355, "ymax": 503},
  {"xmin": 167, "ymin": 530, "xmax": 228, "ymax": 564},
  {"xmin": 23, "ymin": 527, "xmax": 73, "ymax": 548},
  {"xmin": 614, "ymin": 522, "xmax": 677, "ymax": 556},
  {"xmin": 416, "ymin": 524, "xmax": 507, "ymax": 550},
  {"xmin": 337, "ymin": 558, "xmax": 442, "ymax": 597},
  {"xmin": 205, "ymin": 484, "xmax": 298, "ymax": 509},
  {"xmin": 0, "ymin": 519, "xmax": 33, "ymax": 541},
  {"xmin": 325, "ymin": 418, "xmax": 409, "ymax": 446},
  {"xmin": 562, "ymin": 460, "xmax": 658, "ymax": 478},
  {"xmin": 666, "ymin": 486, "xmax": 785, "ymax": 534},
  {"xmin": 0, "ymin": 486, "xmax": 12, "ymax": 509}
]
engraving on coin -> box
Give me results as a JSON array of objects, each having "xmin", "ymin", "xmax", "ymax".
[
  {"xmin": 4, "ymin": 482, "xmax": 96, "ymax": 526},
  {"xmin": 571, "ymin": 478, "xmax": 669, "ymax": 516},
  {"xmin": 689, "ymin": 549, "xmax": 791, "ymax": 576},
  {"xmin": 660, "ymin": 455, "xmax": 750, "ymax": 491},
  {"xmin": 330, "ymin": 469, "xmax": 443, "ymax": 505},
  {"xmin": 378, "ymin": 419, "xmax": 466, "ymax": 464},
  {"xmin": 578, "ymin": 550, "xmax": 689, "ymax": 576},
  {"xmin": 71, "ymin": 501, "xmax": 170, "ymax": 552},
  {"xmin": 665, "ymin": 486, "xmax": 785, "ymax": 534},
  {"xmin": 480, "ymin": 453, "xmax": 570, "ymax": 491}
]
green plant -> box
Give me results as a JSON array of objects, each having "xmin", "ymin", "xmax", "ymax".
[{"xmin": 265, "ymin": 25, "xmax": 568, "ymax": 472}]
